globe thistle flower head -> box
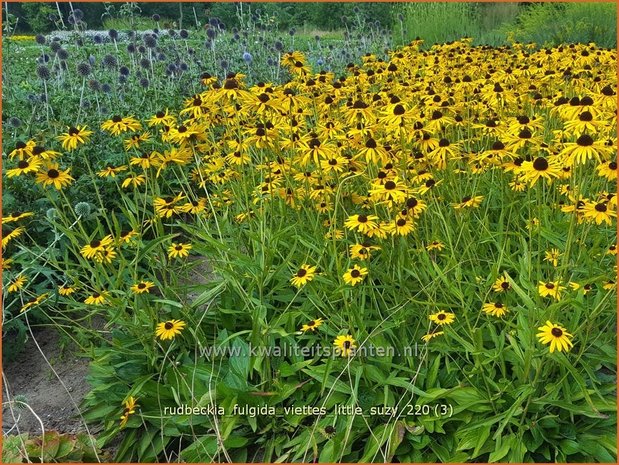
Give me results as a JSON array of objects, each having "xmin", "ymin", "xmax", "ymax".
[
  {"xmin": 243, "ymin": 51, "xmax": 253, "ymax": 64},
  {"xmin": 57, "ymin": 48, "xmax": 69, "ymax": 60},
  {"xmin": 74, "ymin": 202, "xmax": 91, "ymax": 217},
  {"xmin": 103, "ymin": 54, "xmax": 118, "ymax": 69},
  {"xmin": 143, "ymin": 34, "xmax": 157, "ymax": 48},
  {"xmin": 180, "ymin": 29, "xmax": 189, "ymax": 39},
  {"xmin": 93, "ymin": 34, "xmax": 103, "ymax": 44},
  {"xmin": 152, "ymin": 14, "xmax": 160, "ymax": 22},
  {"xmin": 77, "ymin": 62, "xmax": 92, "ymax": 77},
  {"xmin": 49, "ymin": 41, "xmax": 61, "ymax": 53},
  {"xmin": 35, "ymin": 34, "xmax": 46, "ymax": 45},
  {"xmin": 37, "ymin": 65, "xmax": 51, "ymax": 81},
  {"xmin": 108, "ymin": 29, "xmax": 118, "ymax": 40}
]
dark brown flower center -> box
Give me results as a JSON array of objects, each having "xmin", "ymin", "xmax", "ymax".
[
  {"xmin": 545, "ymin": 283, "xmax": 555, "ymax": 289},
  {"xmin": 18, "ymin": 160, "xmax": 29, "ymax": 169},
  {"xmin": 576, "ymin": 134, "xmax": 593, "ymax": 146},
  {"xmin": 501, "ymin": 282, "xmax": 509, "ymax": 289},
  {"xmin": 365, "ymin": 138, "xmax": 377, "ymax": 149},
  {"xmin": 351, "ymin": 269, "xmax": 361, "ymax": 278},
  {"xmin": 551, "ymin": 327, "xmax": 563, "ymax": 337},
  {"xmin": 138, "ymin": 283, "xmax": 146, "ymax": 289},
  {"xmin": 396, "ymin": 218, "xmax": 406, "ymax": 227},
  {"xmin": 437, "ymin": 313, "xmax": 446, "ymax": 320},
  {"xmin": 384, "ymin": 181, "xmax": 396, "ymax": 190},
  {"xmin": 297, "ymin": 268, "xmax": 307, "ymax": 277},
  {"xmin": 47, "ymin": 169, "xmax": 60, "ymax": 178},
  {"xmin": 112, "ymin": 115, "xmax": 122, "ymax": 123},
  {"xmin": 532, "ymin": 157, "xmax": 548, "ymax": 171},
  {"xmin": 164, "ymin": 322, "xmax": 174, "ymax": 330},
  {"xmin": 594, "ymin": 202, "xmax": 607, "ymax": 212}
]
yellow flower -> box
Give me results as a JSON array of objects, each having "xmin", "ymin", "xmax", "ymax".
[
  {"xmin": 538, "ymin": 281, "xmax": 565, "ymax": 300},
  {"xmin": 57, "ymin": 125, "xmax": 93, "ymax": 151},
  {"xmin": 426, "ymin": 241, "xmax": 444, "ymax": 252},
  {"xmin": 7, "ymin": 275, "xmax": 27, "ymax": 293},
  {"xmin": 121, "ymin": 173, "xmax": 147, "ymax": 189},
  {"xmin": 58, "ymin": 285, "xmax": 77, "ymax": 296},
  {"xmin": 131, "ymin": 281, "xmax": 155, "ymax": 294},
  {"xmin": 2, "ymin": 212, "xmax": 34, "ymax": 223},
  {"xmin": 343, "ymin": 265, "xmax": 368, "ymax": 286},
  {"xmin": 35, "ymin": 164, "xmax": 74, "ymax": 190},
  {"xmin": 421, "ymin": 331, "xmax": 444, "ymax": 343},
  {"xmin": 537, "ymin": 321, "xmax": 573, "ymax": 353},
  {"xmin": 120, "ymin": 396, "xmax": 138, "ymax": 428},
  {"xmin": 544, "ymin": 248, "xmax": 562, "ymax": 267},
  {"xmin": 290, "ymin": 264, "xmax": 317, "ymax": 288},
  {"xmin": 344, "ymin": 214, "xmax": 379, "ymax": 234},
  {"xmin": 20, "ymin": 293, "xmax": 49, "ymax": 313},
  {"xmin": 168, "ymin": 243, "xmax": 192, "ymax": 259},
  {"xmin": 156, "ymin": 319, "xmax": 186, "ymax": 340},
  {"xmin": 81, "ymin": 235, "xmax": 114, "ymax": 260},
  {"xmin": 101, "ymin": 115, "xmax": 142, "ymax": 135},
  {"xmin": 97, "ymin": 165, "xmax": 128, "ymax": 178},
  {"xmin": 492, "ymin": 276, "xmax": 511, "ymax": 292},
  {"xmin": 333, "ymin": 335, "xmax": 356, "ymax": 357},
  {"xmin": 84, "ymin": 291, "xmax": 109, "ymax": 305},
  {"xmin": 481, "ymin": 302, "xmax": 509, "ymax": 318},
  {"xmin": 429, "ymin": 310, "xmax": 455, "ymax": 325},
  {"xmin": 301, "ymin": 318, "xmax": 324, "ymax": 332}
]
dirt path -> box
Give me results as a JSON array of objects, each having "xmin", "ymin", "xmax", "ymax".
[{"xmin": 2, "ymin": 327, "xmax": 94, "ymax": 436}]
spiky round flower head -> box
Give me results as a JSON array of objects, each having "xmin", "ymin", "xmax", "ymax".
[
  {"xmin": 119, "ymin": 65, "xmax": 130, "ymax": 76},
  {"xmin": 108, "ymin": 29, "xmax": 118, "ymax": 40},
  {"xmin": 152, "ymin": 13, "xmax": 160, "ymax": 21},
  {"xmin": 36, "ymin": 65, "xmax": 51, "ymax": 81},
  {"xmin": 8, "ymin": 117, "xmax": 22, "ymax": 128},
  {"xmin": 139, "ymin": 78, "xmax": 150, "ymax": 88},
  {"xmin": 77, "ymin": 62, "xmax": 92, "ymax": 77},
  {"xmin": 206, "ymin": 28, "xmax": 216, "ymax": 40},
  {"xmin": 118, "ymin": 75, "xmax": 128, "ymax": 85},
  {"xmin": 88, "ymin": 79, "xmax": 101, "ymax": 92},
  {"xmin": 74, "ymin": 202, "xmax": 91, "ymax": 217},
  {"xmin": 127, "ymin": 43, "xmax": 136, "ymax": 54},
  {"xmin": 243, "ymin": 51, "xmax": 253, "ymax": 64},
  {"xmin": 139, "ymin": 58, "xmax": 151, "ymax": 69},
  {"xmin": 49, "ymin": 41, "xmax": 61, "ymax": 53},
  {"xmin": 168, "ymin": 29, "xmax": 177, "ymax": 37},
  {"xmin": 180, "ymin": 29, "xmax": 189, "ymax": 39},
  {"xmin": 209, "ymin": 17, "xmax": 219, "ymax": 27},
  {"xmin": 137, "ymin": 45, "xmax": 146, "ymax": 54},
  {"xmin": 101, "ymin": 83, "xmax": 111, "ymax": 94},
  {"xmin": 72, "ymin": 8, "xmax": 84, "ymax": 20},
  {"xmin": 143, "ymin": 34, "xmax": 157, "ymax": 49},
  {"xmin": 103, "ymin": 54, "xmax": 118, "ymax": 69},
  {"xmin": 220, "ymin": 60, "xmax": 229, "ymax": 70},
  {"xmin": 289, "ymin": 28, "xmax": 296, "ymax": 36},
  {"xmin": 56, "ymin": 48, "xmax": 69, "ymax": 60},
  {"xmin": 35, "ymin": 34, "xmax": 46, "ymax": 45},
  {"xmin": 179, "ymin": 63, "xmax": 188, "ymax": 72},
  {"xmin": 93, "ymin": 34, "xmax": 103, "ymax": 44},
  {"xmin": 46, "ymin": 208, "xmax": 58, "ymax": 221}
]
